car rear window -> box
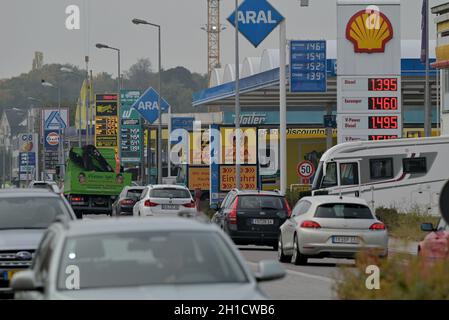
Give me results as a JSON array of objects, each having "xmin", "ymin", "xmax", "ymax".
[
  {"xmin": 126, "ymin": 189, "xmax": 144, "ymax": 200},
  {"xmin": 150, "ymin": 188, "xmax": 191, "ymax": 199},
  {"xmin": 314, "ymin": 203, "xmax": 373, "ymax": 219},
  {"xmin": 238, "ymin": 196, "xmax": 285, "ymax": 210}
]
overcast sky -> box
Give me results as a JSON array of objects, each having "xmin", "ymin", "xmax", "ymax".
[{"xmin": 0, "ymin": 0, "xmax": 447, "ymax": 79}]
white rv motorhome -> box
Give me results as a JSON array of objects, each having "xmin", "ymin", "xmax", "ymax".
[{"xmin": 311, "ymin": 136, "xmax": 449, "ymax": 215}]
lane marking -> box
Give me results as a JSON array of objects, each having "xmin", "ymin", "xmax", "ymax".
[{"xmin": 246, "ymin": 261, "xmax": 334, "ymax": 283}]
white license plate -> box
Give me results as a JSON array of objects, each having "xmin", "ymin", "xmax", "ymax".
[
  {"xmin": 162, "ymin": 204, "xmax": 179, "ymax": 210},
  {"xmin": 252, "ymin": 219, "xmax": 274, "ymax": 225},
  {"xmin": 332, "ymin": 236, "xmax": 359, "ymax": 244}
]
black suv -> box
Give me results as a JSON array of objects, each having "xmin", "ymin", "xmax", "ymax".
[
  {"xmin": 212, "ymin": 189, "xmax": 291, "ymax": 250},
  {"xmin": 0, "ymin": 189, "xmax": 76, "ymax": 297}
]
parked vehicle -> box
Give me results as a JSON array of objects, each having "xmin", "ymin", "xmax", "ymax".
[
  {"xmin": 29, "ymin": 181, "xmax": 60, "ymax": 194},
  {"xmin": 278, "ymin": 196, "xmax": 388, "ymax": 265},
  {"xmin": 311, "ymin": 136, "xmax": 449, "ymax": 215},
  {"xmin": 212, "ymin": 189, "xmax": 291, "ymax": 250},
  {"xmin": 133, "ymin": 185, "xmax": 196, "ymax": 217},
  {"xmin": 64, "ymin": 145, "xmax": 132, "ymax": 218},
  {"xmin": 0, "ymin": 189, "xmax": 76, "ymax": 296},
  {"xmin": 11, "ymin": 218, "xmax": 285, "ymax": 299},
  {"xmin": 112, "ymin": 186, "xmax": 145, "ymax": 217},
  {"xmin": 418, "ymin": 219, "xmax": 449, "ymax": 260}
]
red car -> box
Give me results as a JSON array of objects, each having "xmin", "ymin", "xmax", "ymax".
[{"xmin": 418, "ymin": 219, "xmax": 449, "ymax": 260}]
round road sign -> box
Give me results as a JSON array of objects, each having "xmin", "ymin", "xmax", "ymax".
[{"xmin": 297, "ymin": 161, "xmax": 315, "ymax": 179}]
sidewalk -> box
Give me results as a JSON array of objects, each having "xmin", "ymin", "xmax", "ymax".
[{"xmin": 388, "ymin": 238, "xmax": 419, "ymax": 256}]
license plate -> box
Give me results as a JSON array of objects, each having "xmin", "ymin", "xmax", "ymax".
[
  {"xmin": 0, "ymin": 270, "xmax": 20, "ymax": 281},
  {"xmin": 162, "ymin": 204, "xmax": 179, "ymax": 210},
  {"xmin": 252, "ymin": 219, "xmax": 274, "ymax": 225},
  {"xmin": 332, "ymin": 236, "xmax": 359, "ymax": 244}
]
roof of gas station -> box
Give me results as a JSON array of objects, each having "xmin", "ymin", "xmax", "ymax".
[{"xmin": 193, "ymin": 40, "xmax": 437, "ymax": 108}]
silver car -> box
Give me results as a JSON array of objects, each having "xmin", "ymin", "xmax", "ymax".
[
  {"xmin": 11, "ymin": 218, "xmax": 285, "ymax": 299},
  {"xmin": 133, "ymin": 185, "xmax": 197, "ymax": 217},
  {"xmin": 278, "ymin": 196, "xmax": 388, "ymax": 265}
]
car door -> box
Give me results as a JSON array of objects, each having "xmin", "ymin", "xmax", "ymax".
[
  {"xmin": 134, "ymin": 187, "xmax": 148, "ymax": 216},
  {"xmin": 215, "ymin": 191, "xmax": 235, "ymax": 227},
  {"xmin": 283, "ymin": 200, "xmax": 312, "ymax": 250}
]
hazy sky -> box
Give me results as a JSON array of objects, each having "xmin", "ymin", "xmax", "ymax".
[{"xmin": 0, "ymin": 0, "xmax": 446, "ymax": 79}]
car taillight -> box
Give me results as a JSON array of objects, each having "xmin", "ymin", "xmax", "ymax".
[
  {"xmin": 183, "ymin": 200, "xmax": 196, "ymax": 208},
  {"xmin": 284, "ymin": 199, "xmax": 292, "ymax": 217},
  {"xmin": 229, "ymin": 197, "xmax": 239, "ymax": 224},
  {"xmin": 370, "ymin": 222, "xmax": 386, "ymax": 230},
  {"xmin": 71, "ymin": 196, "xmax": 84, "ymax": 202},
  {"xmin": 300, "ymin": 221, "xmax": 321, "ymax": 229},
  {"xmin": 144, "ymin": 200, "xmax": 159, "ymax": 207},
  {"xmin": 121, "ymin": 199, "xmax": 135, "ymax": 206}
]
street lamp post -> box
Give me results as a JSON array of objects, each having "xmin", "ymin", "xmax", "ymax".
[
  {"xmin": 28, "ymin": 97, "xmax": 46, "ymax": 181},
  {"xmin": 41, "ymin": 80, "xmax": 64, "ymax": 180},
  {"xmin": 96, "ymin": 44, "xmax": 122, "ymax": 164},
  {"xmin": 132, "ymin": 18, "xmax": 164, "ymax": 184}
]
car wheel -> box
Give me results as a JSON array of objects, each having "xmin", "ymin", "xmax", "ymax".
[
  {"xmin": 278, "ymin": 234, "xmax": 290, "ymax": 263},
  {"xmin": 292, "ymin": 234, "xmax": 308, "ymax": 265}
]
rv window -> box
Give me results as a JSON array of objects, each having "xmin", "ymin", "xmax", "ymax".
[
  {"xmin": 340, "ymin": 163, "xmax": 359, "ymax": 186},
  {"xmin": 370, "ymin": 158, "xmax": 394, "ymax": 180},
  {"xmin": 322, "ymin": 162, "xmax": 337, "ymax": 188},
  {"xmin": 403, "ymin": 157, "xmax": 427, "ymax": 174}
]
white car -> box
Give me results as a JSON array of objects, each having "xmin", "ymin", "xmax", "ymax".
[
  {"xmin": 28, "ymin": 181, "xmax": 61, "ymax": 194},
  {"xmin": 278, "ymin": 196, "xmax": 388, "ymax": 265},
  {"xmin": 133, "ymin": 185, "xmax": 197, "ymax": 217}
]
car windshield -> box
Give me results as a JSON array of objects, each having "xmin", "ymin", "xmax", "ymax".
[
  {"xmin": 315, "ymin": 203, "xmax": 374, "ymax": 219},
  {"xmin": 0, "ymin": 197, "xmax": 70, "ymax": 229},
  {"xmin": 57, "ymin": 231, "xmax": 248, "ymax": 290},
  {"xmin": 238, "ymin": 196, "xmax": 285, "ymax": 210},
  {"xmin": 126, "ymin": 189, "xmax": 143, "ymax": 200},
  {"xmin": 150, "ymin": 188, "xmax": 191, "ymax": 199}
]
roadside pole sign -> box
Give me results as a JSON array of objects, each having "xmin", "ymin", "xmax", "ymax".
[
  {"xmin": 131, "ymin": 87, "xmax": 170, "ymax": 124},
  {"xmin": 337, "ymin": 1, "xmax": 402, "ymax": 143},
  {"xmin": 227, "ymin": 0, "xmax": 284, "ymax": 48},
  {"xmin": 290, "ymin": 40, "xmax": 327, "ymax": 92},
  {"xmin": 18, "ymin": 133, "xmax": 38, "ymax": 182},
  {"xmin": 297, "ymin": 160, "xmax": 315, "ymax": 179},
  {"xmin": 44, "ymin": 130, "xmax": 60, "ymax": 150},
  {"xmin": 120, "ymin": 90, "xmax": 142, "ymax": 164},
  {"xmin": 95, "ymin": 94, "xmax": 119, "ymax": 148}
]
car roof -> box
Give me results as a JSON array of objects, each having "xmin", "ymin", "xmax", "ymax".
[
  {"xmin": 60, "ymin": 217, "xmax": 216, "ymax": 237},
  {"xmin": 0, "ymin": 188, "xmax": 60, "ymax": 198},
  {"xmin": 301, "ymin": 195, "xmax": 370, "ymax": 206},
  {"xmin": 147, "ymin": 184, "xmax": 189, "ymax": 190},
  {"xmin": 234, "ymin": 190, "xmax": 283, "ymax": 196},
  {"xmin": 124, "ymin": 186, "xmax": 146, "ymax": 190}
]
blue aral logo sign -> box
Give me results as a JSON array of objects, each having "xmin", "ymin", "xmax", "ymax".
[
  {"xmin": 131, "ymin": 87, "xmax": 170, "ymax": 124},
  {"xmin": 228, "ymin": 0, "xmax": 284, "ymax": 48}
]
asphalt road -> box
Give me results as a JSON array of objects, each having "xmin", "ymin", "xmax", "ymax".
[
  {"xmin": 240, "ymin": 245, "xmax": 354, "ymax": 300},
  {"xmin": 85, "ymin": 214, "xmax": 349, "ymax": 300}
]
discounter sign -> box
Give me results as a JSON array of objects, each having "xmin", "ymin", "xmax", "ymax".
[{"xmin": 220, "ymin": 165, "xmax": 258, "ymax": 191}]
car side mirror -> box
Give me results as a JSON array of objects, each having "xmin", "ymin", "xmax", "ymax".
[
  {"xmin": 10, "ymin": 270, "xmax": 40, "ymax": 291},
  {"xmin": 421, "ymin": 223, "xmax": 436, "ymax": 232},
  {"xmin": 254, "ymin": 260, "xmax": 286, "ymax": 282},
  {"xmin": 440, "ymin": 181, "xmax": 449, "ymax": 225}
]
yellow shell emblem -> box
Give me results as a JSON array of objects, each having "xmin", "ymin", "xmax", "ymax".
[{"xmin": 346, "ymin": 10, "xmax": 393, "ymax": 53}]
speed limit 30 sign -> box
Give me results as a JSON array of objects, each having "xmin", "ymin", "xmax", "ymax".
[{"xmin": 296, "ymin": 160, "xmax": 315, "ymax": 179}]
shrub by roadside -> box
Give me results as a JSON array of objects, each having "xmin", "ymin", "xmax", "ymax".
[
  {"xmin": 334, "ymin": 251, "xmax": 449, "ymax": 300},
  {"xmin": 375, "ymin": 207, "xmax": 440, "ymax": 242}
]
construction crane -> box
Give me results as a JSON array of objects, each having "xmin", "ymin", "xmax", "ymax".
[{"xmin": 202, "ymin": 0, "xmax": 226, "ymax": 80}]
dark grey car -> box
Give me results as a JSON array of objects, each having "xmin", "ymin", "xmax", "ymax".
[{"xmin": 0, "ymin": 189, "xmax": 76, "ymax": 296}]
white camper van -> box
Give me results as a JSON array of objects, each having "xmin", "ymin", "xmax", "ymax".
[{"xmin": 311, "ymin": 136, "xmax": 449, "ymax": 215}]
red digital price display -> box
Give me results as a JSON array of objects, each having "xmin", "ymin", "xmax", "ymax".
[
  {"xmin": 368, "ymin": 78, "xmax": 398, "ymax": 91},
  {"xmin": 368, "ymin": 97, "xmax": 398, "ymax": 110},
  {"xmin": 369, "ymin": 116, "xmax": 399, "ymax": 130},
  {"xmin": 369, "ymin": 135, "xmax": 399, "ymax": 141}
]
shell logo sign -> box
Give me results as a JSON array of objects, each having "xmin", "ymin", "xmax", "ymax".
[{"xmin": 346, "ymin": 10, "xmax": 393, "ymax": 53}]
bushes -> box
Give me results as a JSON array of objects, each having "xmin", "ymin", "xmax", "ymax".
[
  {"xmin": 375, "ymin": 207, "xmax": 440, "ymax": 241},
  {"xmin": 334, "ymin": 252, "xmax": 449, "ymax": 300}
]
